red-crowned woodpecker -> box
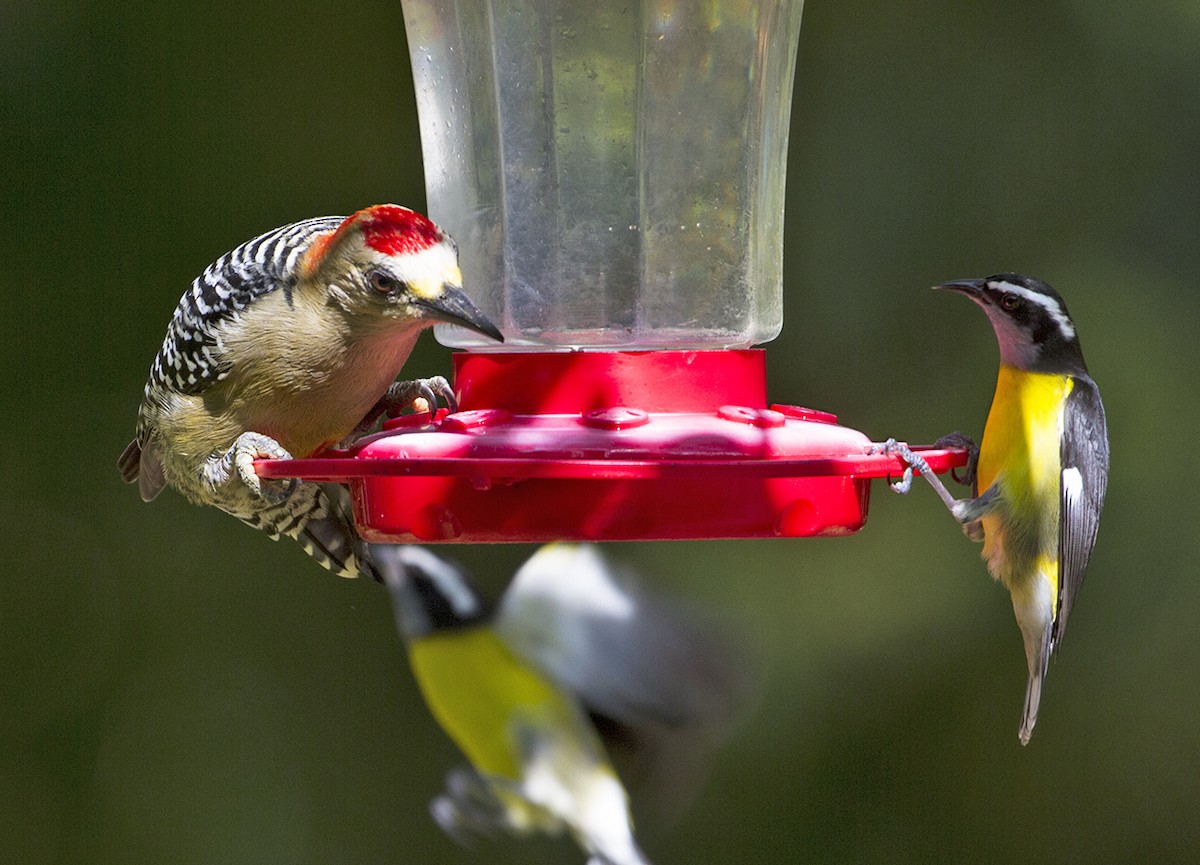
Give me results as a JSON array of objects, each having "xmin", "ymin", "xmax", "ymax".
[{"xmin": 118, "ymin": 204, "xmax": 502, "ymax": 579}]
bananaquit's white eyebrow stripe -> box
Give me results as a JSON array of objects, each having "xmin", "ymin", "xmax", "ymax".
[{"xmin": 989, "ymin": 280, "xmax": 1076, "ymax": 340}]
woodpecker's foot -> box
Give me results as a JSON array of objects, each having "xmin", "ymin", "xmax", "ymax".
[
  {"xmin": 430, "ymin": 766, "xmax": 508, "ymax": 846},
  {"xmin": 387, "ymin": 375, "xmax": 457, "ymax": 416},
  {"xmin": 232, "ymin": 432, "xmax": 296, "ymax": 503},
  {"xmin": 871, "ymin": 438, "xmax": 932, "ymax": 494},
  {"xmin": 347, "ymin": 376, "xmax": 457, "ymax": 443},
  {"xmin": 935, "ymin": 431, "xmax": 979, "ymax": 488}
]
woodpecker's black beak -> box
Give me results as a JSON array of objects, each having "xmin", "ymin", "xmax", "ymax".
[
  {"xmin": 415, "ymin": 285, "xmax": 504, "ymax": 342},
  {"xmin": 934, "ymin": 278, "xmax": 987, "ymax": 299}
]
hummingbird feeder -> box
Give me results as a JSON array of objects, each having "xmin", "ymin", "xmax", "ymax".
[{"xmin": 259, "ymin": 0, "xmax": 964, "ymax": 543}]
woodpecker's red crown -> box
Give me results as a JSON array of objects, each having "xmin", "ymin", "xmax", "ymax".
[
  {"xmin": 301, "ymin": 204, "xmax": 447, "ymax": 278},
  {"xmin": 355, "ymin": 204, "xmax": 445, "ymax": 256}
]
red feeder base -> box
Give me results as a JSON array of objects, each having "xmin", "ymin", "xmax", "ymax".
[{"xmin": 258, "ymin": 350, "xmax": 965, "ymax": 543}]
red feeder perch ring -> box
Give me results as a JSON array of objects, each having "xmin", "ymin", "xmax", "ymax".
[{"xmin": 257, "ymin": 350, "xmax": 966, "ymax": 543}]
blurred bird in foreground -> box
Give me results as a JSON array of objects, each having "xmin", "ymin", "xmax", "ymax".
[
  {"xmin": 380, "ymin": 543, "xmax": 750, "ymax": 864},
  {"xmin": 879, "ymin": 273, "xmax": 1109, "ymax": 744}
]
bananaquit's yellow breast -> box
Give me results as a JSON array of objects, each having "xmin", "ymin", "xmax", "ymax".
[
  {"xmin": 408, "ymin": 627, "xmax": 577, "ymax": 780},
  {"xmin": 977, "ymin": 365, "xmax": 1073, "ymax": 593}
]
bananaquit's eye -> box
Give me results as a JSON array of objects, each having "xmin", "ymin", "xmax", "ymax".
[
  {"xmin": 369, "ymin": 272, "xmax": 397, "ymax": 293},
  {"xmin": 1000, "ymin": 294, "xmax": 1021, "ymax": 311}
]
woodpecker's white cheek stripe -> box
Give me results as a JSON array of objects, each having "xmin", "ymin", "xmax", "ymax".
[
  {"xmin": 387, "ymin": 243, "xmax": 461, "ymax": 299},
  {"xmin": 989, "ymin": 281, "xmax": 1076, "ymax": 340}
]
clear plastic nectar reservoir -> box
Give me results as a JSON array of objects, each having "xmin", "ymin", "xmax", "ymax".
[{"xmin": 403, "ymin": 0, "xmax": 804, "ymax": 350}]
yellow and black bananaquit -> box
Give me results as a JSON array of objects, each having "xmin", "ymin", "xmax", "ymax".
[
  {"xmin": 379, "ymin": 543, "xmax": 745, "ymax": 864},
  {"xmin": 884, "ymin": 273, "xmax": 1109, "ymax": 744}
]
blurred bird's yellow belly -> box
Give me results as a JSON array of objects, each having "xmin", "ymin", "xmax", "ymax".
[
  {"xmin": 977, "ymin": 366, "xmax": 1071, "ymax": 602},
  {"xmin": 408, "ymin": 628, "xmax": 574, "ymax": 781}
]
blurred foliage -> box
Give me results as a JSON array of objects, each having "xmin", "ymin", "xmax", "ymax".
[{"xmin": 2, "ymin": 0, "xmax": 1198, "ymax": 863}]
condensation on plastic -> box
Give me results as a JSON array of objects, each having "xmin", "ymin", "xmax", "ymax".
[{"xmin": 402, "ymin": 0, "xmax": 805, "ymax": 350}]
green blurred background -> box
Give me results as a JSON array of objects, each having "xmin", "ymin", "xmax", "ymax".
[{"xmin": 3, "ymin": 1, "xmax": 1197, "ymax": 862}]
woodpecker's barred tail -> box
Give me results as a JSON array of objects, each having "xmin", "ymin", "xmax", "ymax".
[{"xmin": 231, "ymin": 481, "xmax": 377, "ymax": 580}]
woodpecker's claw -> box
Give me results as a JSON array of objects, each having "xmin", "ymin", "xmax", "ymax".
[
  {"xmin": 871, "ymin": 438, "xmax": 932, "ymax": 494},
  {"xmin": 389, "ymin": 375, "xmax": 457, "ymax": 416},
  {"xmin": 232, "ymin": 432, "xmax": 296, "ymax": 503},
  {"xmin": 345, "ymin": 376, "xmax": 458, "ymax": 444}
]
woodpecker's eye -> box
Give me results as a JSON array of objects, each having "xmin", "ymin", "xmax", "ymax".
[
  {"xmin": 369, "ymin": 271, "xmax": 398, "ymax": 293},
  {"xmin": 1000, "ymin": 294, "xmax": 1022, "ymax": 311}
]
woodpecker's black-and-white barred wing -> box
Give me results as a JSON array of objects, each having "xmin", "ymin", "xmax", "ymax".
[
  {"xmin": 1054, "ymin": 375, "xmax": 1108, "ymax": 649},
  {"xmin": 149, "ymin": 216, "xmax": 344, "ymax": 395}
]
